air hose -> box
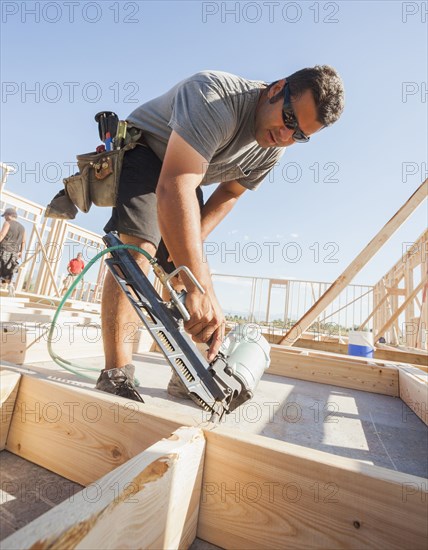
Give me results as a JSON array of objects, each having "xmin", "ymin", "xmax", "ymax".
[{"xmin": 47, "ymin": 245, "xmax": 155, "ymax": 381}]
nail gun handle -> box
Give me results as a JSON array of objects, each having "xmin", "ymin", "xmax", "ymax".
[
  {"xmin": 163, "ymin": 266, "xmax": 205, "ymax": 322},
  {"xmin": 165, "ymin": 266, "xmax": 205, "ymax": 294}
]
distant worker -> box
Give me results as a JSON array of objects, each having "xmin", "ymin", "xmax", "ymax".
[
  {"xmin": 62, "ymin": 252, "xmax": 85, "ymax": 298},
  {"xmin": 0, "ymin": 208, "xmax": 26, "ymax": 296}
]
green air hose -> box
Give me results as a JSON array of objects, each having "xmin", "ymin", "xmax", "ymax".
[{"xmin": 47, "ymin": 244, "xmax": 154, "ymax": 381}]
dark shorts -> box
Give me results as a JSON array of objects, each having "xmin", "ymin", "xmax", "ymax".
[
  {"xmin": 104, "ymin": 144, "xmax": 204, "ymax": 273},
  {"xmin": 0, "ymin": 250, "xmax": 19, "ymax": 282}
]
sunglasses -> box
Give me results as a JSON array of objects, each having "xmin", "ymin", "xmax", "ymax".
[{"xmin": 282, "ymin": 83, "xmax": 310, "ymax": 143}]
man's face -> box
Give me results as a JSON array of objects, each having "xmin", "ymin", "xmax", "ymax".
[{"xmin": 254, "ymin": 79, "xmax": 323, "ymax": 148}]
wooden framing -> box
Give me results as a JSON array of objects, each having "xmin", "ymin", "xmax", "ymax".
[
  {"xmin": 1, "ymin": 361, "xmax": 427, "ymax": 549},
  {"xmin": 2, "ymin": 182, "xmax": 426, "ymax": 353},
  {"xmin": 0, "ymin": 370, "xmax": 21, "ymax": 450},
  {"xmin": 0, "ymin": 187, "xmax": 105, "ymax": 302},
  {"xmin": 398, "ymin": 364, "xmax": 428, "ymax": 426},
  {"xmin": 374, "ymin": 276, "xmax": 427, "ymax": 343},
  {"xmin": 3, "ymin": 426, "xmax": 205, "ymax": 550},
  {"xmin": 279, "ymin": 179, "xmax": 428, "ymax": 346},
  {"xmin": 267, "ymin": 334, "xmax": 428, "ymax": 368},
  {"xmin": 268, "ymin": 345, "xmax": 399, "ymax": 396},
  {"xmin": 0, "ymin": 321, "xmax": 104, "ymax": 365},
  {"xmin": 4, "ymin": 373, "xmax": 193, "ymax": 486},
  {"xmin": 198, "ymin": 429, "xmax": 427, "ymax": 550},
  {"xmin": 371, "ymin": 229, "xmax": 428, "ymax": 349}
]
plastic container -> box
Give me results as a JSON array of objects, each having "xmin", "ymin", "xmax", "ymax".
[{"xmin": 348, "ymin": 331, "xmax": 374, "ymax": 358}]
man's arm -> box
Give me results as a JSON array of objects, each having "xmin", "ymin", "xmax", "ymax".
[
  {"xmin": 18, "ymin": 231, "xmax": 25, "ymax": 258},
  {"xmin": 156, "ymin": 131, "xmax": 224, "ymax": 360},
  {"xmin": 164, "ymin": 181, "xmax": 245, "ymax": 262},
  {"xmin": 200, "ymin": 180, "xmax": 246, "ymax": 240},
  {"xmin": 0, "ymin": 222, "xmax": 10, "ymax": 243}
]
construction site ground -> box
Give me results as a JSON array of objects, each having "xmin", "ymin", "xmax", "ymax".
[{"xmin": 1, "ymin": 344, "xmax": 427, "ymax": 545}]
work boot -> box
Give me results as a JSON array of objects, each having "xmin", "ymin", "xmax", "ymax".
[
  {"xmin": 95, "ymin": 364, "xmax": 144, "ymax": 402},
  {"xmin": 167, "ymin": 370, "xmax": 190, "ymax": 399}
]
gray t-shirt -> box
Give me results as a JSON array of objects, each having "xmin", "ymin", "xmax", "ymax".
[
  {"xmin": 127, "ymin": 71, "xmax": 285, "ymax": 190},
  {"xmin": 0, "ymin": 220, "xmax": 25, "ymax": 253}
]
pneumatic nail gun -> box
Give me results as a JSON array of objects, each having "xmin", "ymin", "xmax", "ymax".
[{"xmin": 103, "ymin": 232, "xmax": 270, "ymax": 422}]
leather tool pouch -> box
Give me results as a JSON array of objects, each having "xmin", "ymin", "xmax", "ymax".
[
  {"xmin": 46, "ymin": 124, "xmax": 144, "ymax": 218},
  {"xmin": 63, "ymin": 141, "xmax": 138, "ymax": 213},
  {"xmin": 63, "ymin": 170, "xmax": 92, "ymax": 213}
]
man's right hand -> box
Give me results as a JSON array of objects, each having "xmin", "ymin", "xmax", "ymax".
[{"xmin": 184, "ymin": 288, "xmax": 225, "ymax": 362}]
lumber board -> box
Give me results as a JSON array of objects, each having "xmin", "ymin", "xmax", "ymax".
[
  {"xmin": 374, "ymin": 277, "xmax": 427, "ymax": 342},
  {"xmin": 198, "ymin": 428, "xmax": 428, "ymax": 550},
  {"xmin": 374, "ymin": 347, "xmax": 428, "ymax": 368},
  {"xmin": 0, "ymin": 368, "xmax": 21, "ymax": 450},
  {"xmin": 0, "ymin": 322, "xmax": 104, "ymax": 364},
  {"xmin": 290, "ymin": 336, "xmax": 428, "ymax": 367},
  {"xmin": 268, "ymin": 345, "xmax": 399, "ymax": 396},
  {"xmin": 398, "ymin": 365, "xmax": 428, "ymax": 426},
  {"xmin": 5, "ymin": 374, "xmax": 194, "ymax": 485},
  {"xmin": 2, "ymin": 426, "xmax": 205, "ymax": 550},
  {"xmin": 300, "ymin": 338, "xmax": 428, "ymax": 370},
  {"xmin": 384, "ymin": 287, "xmax": 406, "ymax": 296}
]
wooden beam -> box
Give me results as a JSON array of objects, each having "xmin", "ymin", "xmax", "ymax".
[
  {"xmin": 374, "ymin": 276, "xmax": 427, "ymax": 342},
  {"xmin": 2, "ymin": 426, "xmax": 205, "ymax": 550},
  {"xmin": 375, "ymin": 347, "xmax": 428, "ymax": 369},
  {"xmin": 6, "ymin": 374, "xmax": 194, "ymax": 485},
  {"xmin": 415, "ymin": 281, "xmax": 427, "ymax": 348},
  {"xmin": 0, "ymin": 322, "xmax": 104, "ymax": 364},
  {"xmin": 384, "ymin": 287, "xmax": 407, "ymax": 296},
  {"xmin": 358, "ymin": 287, "xmax": 391, "ymax": 330},
  {"xmin": 279, "ymin": 179, "xmax": 428, "ymax": 345},
  {"xmin": 264, "ymin": 335, "xmax": 428, "ymax": 367},
  {"xmin": 0, "ymin": 368, "xmax": 21, "ymax": 450},
  {"xmin": 399, "ymin": 365, "xmax": 428, "ymax": 426},
  {"xmin": 373, "ymin": 228, "xmax": 428, "ymax": 291},
  {"xmin": 268, "ymin": 345, "xmax": 399, "ymax": 396},
  {"xmin": 198, "ymin": 428, "xmax": 428, "ymax": 550},
  {"xmin": 32, "ymin": 224, "xmax": 62, "ymax": 297}
]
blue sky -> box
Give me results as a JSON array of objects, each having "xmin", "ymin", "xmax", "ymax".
[{"xmin": 1, "ymin": 1, "xmax": 427, "ymax": 294}]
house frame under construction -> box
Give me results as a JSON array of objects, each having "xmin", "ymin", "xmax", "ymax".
[
  {"xmin": 0, "ymin": 170, "xmax": 427, "ymax": 549},
  {"xmin": 1, "ymin": 344, "xmax": 427, "ymax": 549}
]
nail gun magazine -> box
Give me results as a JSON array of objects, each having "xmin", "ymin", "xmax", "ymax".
[{"xmin": 103, "ymin": 232, "xmax": 271, "ymax": 423}]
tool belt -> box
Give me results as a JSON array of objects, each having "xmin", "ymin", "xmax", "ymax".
[
  {"xmin": 66, "ymin": 138, "xmax": 145, "ymax": 213},
  {"xmin": 63, "ymin": 141, "xmax": 132, "ymax": 212},
  {"xmin": 45, "ymin": 123, "xmax": 145, "ymax": 219}
]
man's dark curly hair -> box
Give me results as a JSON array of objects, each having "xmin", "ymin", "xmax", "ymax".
[{"xmin": 269, "ymin": 65, "xmax": 345, "ymax": 127}]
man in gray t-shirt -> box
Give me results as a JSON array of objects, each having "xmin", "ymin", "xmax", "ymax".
[
  {"xmin": 98, "ymin": 66, "xmax": 345, "ymax": 402},
  {"xmin": 127, "ymin": 71, "xmax": 285, "ymax": 190}
]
